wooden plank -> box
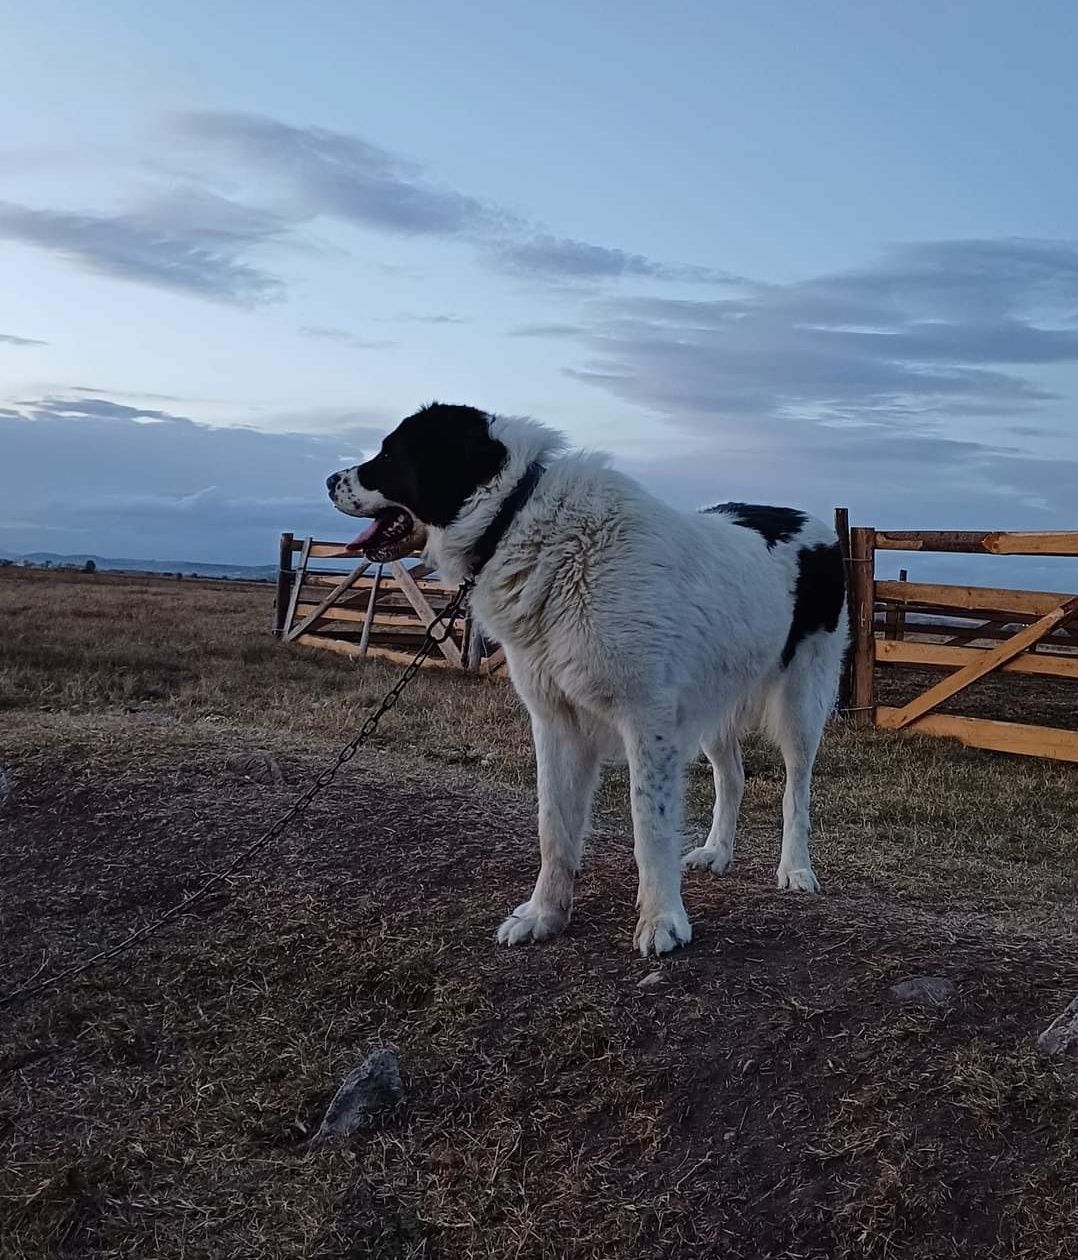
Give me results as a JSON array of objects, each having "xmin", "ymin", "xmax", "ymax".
[
  {"xmin": 273, "ymin": 532, "xmax": 294, "ymax": 635},
  {"xmin": 292, "ymin": 633, "xmax": 362, "ymax": 660},
  {"xmin": 281, "ymin": 537, "xmax": 312, "ymax": 638},
  {"xmin": 848, "ymin": 526, "xmax": 876, "ymax": 726},
  {"xmin": 991, "ymin": 532, "xmax": 1078, "ymax": 557},
  {"xmin": 285, "ymin": 557, "xmax": 371, "ymax": 643},
  {"xmin": 465, "ymin": 619, "xmax": 483, "ymax": 672},
  {"xmin": 881, "ymin": 568, "xmax": 909, "ymax": 642},
  {"xmin": 875, "ymin": 530, "xmax": 1078, "ymax": 557},
  {"xmin": 294, "ymin": 635, "xmax": 455, "ymax": 670},
  {"xmin": 479, "ymin": 647, "xmax": 507, "ymax": 676},
  {"xmin": 292, "ymin": 602, "xmax": 423, "ymax": 628},
  {"xmin": 293, "ymin": 634, "xmax": 454, "ymax": 669},
  {"xmin": 878, "ymin": 639, "xmax": 1078, "ymax": 680},
  {"xmin": 878, "ymin": 596, "xmax": 1078, "ymax": 731},
  {"xmin": 391, "ymin": 561, "xmax": 463, "ymax": 668},
  {"xmin": 875, "ymin": 580, "xmax": 1074, "ymax": 618},
  {"xmin": 834, "ymin": 508, "xmax": 854, "ymax": 711},
  {"xmin": 305, "ymin": 542, "xmax": 425, "ymax": 560},
  {"xmin": 943, "ymin": 620, "xmax": 1008, "ymax": 647},
  {"xmin": 874, "ymin": 620, "xmax": 1078, "ymax": 647},
  {"xmin": 307, "ymin": 543, "xmax": 362, "ymax": 558},
  {"xmin": 876, "ymin": 708, "xmax": 1078, "ymax": 764},
  {"xmin": 305, "ymin": 573, "xmax": 458, "ymax": 596},
  {"xmin": 358, "ymin": 564, "xmax": 382, "ymax": 657}
]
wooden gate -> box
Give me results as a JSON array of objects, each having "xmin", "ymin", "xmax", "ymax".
[
  {"xmin": 838, "ymin": 519, "xmax": 1078, "ymax": 762},
  {"xmin": 271, "ymin": 533, "xmax": 507, "ymax": 675}
]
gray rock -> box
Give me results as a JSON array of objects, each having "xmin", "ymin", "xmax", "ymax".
[
  {"xmin": 1039, "ymin": 996, "xmax": 1078, "ymax": 1057},
  {"xmin": 637, "ymin": 971, "xmax": 666, "ymax": 990},
  {"xmin": 0, "ymin": 766, "xmax": 10, "ymax": 814},
  {"xmin": 889, "ymin": 976, "xmax": 956, "ymax": 1006},
  {"xmin": 226, "ymin": 751, "xmax": 285, "ymax": 786},
  {"xmin": 309, "ymin": 1049, "xmax": 402, "ymax": 1146}
]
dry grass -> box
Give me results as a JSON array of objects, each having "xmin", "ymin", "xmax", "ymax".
[{"xmin": 2, "ymin": 566, "xmax": 1078, "ymax": 1259}]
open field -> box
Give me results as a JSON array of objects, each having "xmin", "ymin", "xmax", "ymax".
[{"xmin": 2, "ymin": 565, "xmax": 1078, "ymax": 1259}]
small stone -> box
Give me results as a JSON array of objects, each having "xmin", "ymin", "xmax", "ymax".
[
  {"xmin": 226, "ymin": 752, "xmax": 285, "ymax": 786},
  {"xmin": 889, "ymin": 976, "xmax": 956, "ymax": 1006},
  {"xmin": 308, "ymin": 1048, "xmax": 402, "ymax": 1146},
  {"xmin": 1038, "ymin": 996, "xmax": 1078, "ymax": 1057},
  {"xmin": 722, "ymin": 1129, "xmax": 736, "ymax": 1142},
  {"xmin": 637, "ymin": 971, "xmax": 666, "ymax": 989},
  {"xmin": 0, "ymin": 766, "xmax": 10, "ymax": 814}
]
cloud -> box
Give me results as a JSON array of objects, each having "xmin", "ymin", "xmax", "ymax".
[
  {"xmin": 0, "ymin": 332, "xmax": 47, "ymax": 347},
  {"xmin": 0, "ymin": 395, "xmax": 386, "ymax": 563},
  {"xmin": 12, "ymin": 395, "xmax": 199, "ymax": 426},
  {"xmin": 3, "ymin": 112, "xmax": 722, "ymax": 303},
  {"xmin": 490, "ymin": 234, "xmax": 728, "ymax": 284},
  {"xmin": 387, "ymin": 312, "xmax": 471, "ymax": 325},
  {"xmin": 181, "ymin": 111, "xmax": 716, "ymax": 286},
  {"xmin": 0, "ymin": 197, "xmax": 285, "ymax": 304},
  {"xmin": 563, "ymin": 239, "xmax": 1078, "ymax": 428},
  {"xmin": 508, "ymin": 322, "xmax": 585, "ymax": 339},
  {"xmin": 183, "ymin": 111, "xmax": 504, "ymax": 238},
  {"xmin": 299, "ymin": 325, "xmax": 395, "ymax": 350}
]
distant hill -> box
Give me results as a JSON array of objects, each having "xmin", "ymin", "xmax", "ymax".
[{"xmin": 0, "ymin": 549, "xmax": 277, "ymax": 581}]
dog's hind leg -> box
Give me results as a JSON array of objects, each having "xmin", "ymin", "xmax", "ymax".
[
  {"xmin": 766, "ymin": 652, "xmax": 833, "ymax": 893},
  {"xmin": 497, "ymin": 712, "xmax": 599, "ymax": 947},
  {"xmin": 682, "ymin": 735, "xmax": 744, "ymax": 876},
  {"xmin": 624, "ymin": 725, "xmax": 692, "ymax": 957}
]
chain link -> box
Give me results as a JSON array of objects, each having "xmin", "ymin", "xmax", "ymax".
[{"xmin": 0, "ymin": 580, "xmax": 475, "ymax": 1012}]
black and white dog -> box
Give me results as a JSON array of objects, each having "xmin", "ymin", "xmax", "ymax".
[{"xmin": 327, "ymin": 403, "xmax": 847, "ymax": 956}]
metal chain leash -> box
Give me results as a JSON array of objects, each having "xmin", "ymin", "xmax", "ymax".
[{"xmin": 0, "ymin": 580, "xmax": 475, "ymax": 1013}]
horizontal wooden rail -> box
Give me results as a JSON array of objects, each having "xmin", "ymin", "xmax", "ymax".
[
  {"xmin": 876, "ymin": 708, "xmax": 1078, "ymax": 763},
  {"xmin": 878, "ymin": 639, "xmax": 1078, "ymax": 680},
  {"xmin": 305, "ymin": 573, "xmax": 458, "ymax": 596},
  {"xmin": 875, "ymin": 580, "xmax": 1075, "ymax": 618},
  {"xmin": 292, "ymin": 602, "xmax": 433, "ymax": 629},
  {"xmin": 875, "ymin": 530, "xmax": 1078, "ymax": 557},
  {"xmin": 294, "ymin": 635, "xmax": 455, "ymax": 669}
]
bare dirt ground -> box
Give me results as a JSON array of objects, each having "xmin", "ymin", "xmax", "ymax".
[{"xmin": 2, "ymin": 566, "xmax": 1078, "ymax": 1259}]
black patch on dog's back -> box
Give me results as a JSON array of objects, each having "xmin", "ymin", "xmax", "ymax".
[
  {"xmin": 705, "ymin": 501, "xmax": 807, "ymax": 549},
  {"xmin": 781, "ymin": 542, "xmax": 845, "ymax": 667},
  {"xmin": 358, "ymin": 402, "xmax": 507, "ymax": 527}
]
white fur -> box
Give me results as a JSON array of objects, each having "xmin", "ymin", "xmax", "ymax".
[{"xmin": 339, "ymin": 414, "xmax": 848, "ymax": 956}]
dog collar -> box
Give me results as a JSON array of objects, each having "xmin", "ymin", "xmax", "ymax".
[{"xmin": 467, "ymin": 461, "xmax": 545, "ymax": 578}]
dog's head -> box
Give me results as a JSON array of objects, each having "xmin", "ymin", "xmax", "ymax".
[{"xmin": 326, "ymin": 402, "xmax": 507, "ymax": 561}]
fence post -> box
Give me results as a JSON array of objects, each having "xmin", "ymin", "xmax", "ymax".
[
  {"xmin": 849, "ymin": 526, "xmax": 877, "ymax": 728},
  {"xmin": 273, "ymin": 532, "xmax": 294, "ymax": 636},
  {"xmin": 897, "ymin": 567, "xmax": 908, "ymax": 640},
  {"xmin": 834, "ymin": 508, "xmax": 854, "ymax": 714}
]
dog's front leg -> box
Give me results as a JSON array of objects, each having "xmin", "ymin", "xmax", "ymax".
[
  {"xmin": 626, "ymin": 729, "xmax": 692, "ymax": 957},
  {"xmin": 496, "ymin": 713, "xmax": 599, "ymax": 947}
]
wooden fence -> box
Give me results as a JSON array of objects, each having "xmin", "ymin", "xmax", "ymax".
[
  {"xmin": 271, "ymin": 533, "xmax": 507, "ymax": 675},
  {"xmin": 837, "ymin": 515, "xmax": 1078, "ymax": 762}
]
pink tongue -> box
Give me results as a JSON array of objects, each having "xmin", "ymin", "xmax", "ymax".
[{"xmin": 345, "ymin": 518, "xmax": 382, "ymax": 552}]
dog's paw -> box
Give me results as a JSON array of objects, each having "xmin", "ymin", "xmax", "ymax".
[
  {"xmin": 776, "ymin": 865, "xmax": 820, "ymax": 893},
  {"xmin": 633, "ymin": 907, "xmax": 692, "ymax": 957},
  {"xmin": 682, "ymin": 845, "xmax": 733, "ymax": 876},
  {"xmin": 495, "ymin": 900, "xmax": 568, "ymax": 947}
]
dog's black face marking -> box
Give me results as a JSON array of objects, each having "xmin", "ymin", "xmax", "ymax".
[
  {"xmin": 704, "ymin": 502, "xmax": 807, "ymax": 550},
  {"xmin": 358, "ymin": 402, "xmax": 507, "ymax": 527},
  {"xmin": 781, "ymin": 542, "xmax": 845, "ymax": 667}
]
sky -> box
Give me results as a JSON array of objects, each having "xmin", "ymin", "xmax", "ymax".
[{"xmin": 2, "ymin": 1, "xmax": 1078, "ymax": 586}]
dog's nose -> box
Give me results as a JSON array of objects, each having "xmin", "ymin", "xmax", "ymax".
[{"xmin": 326, "ymin": 471, "xmax": 342, "ymax": 493}]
